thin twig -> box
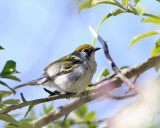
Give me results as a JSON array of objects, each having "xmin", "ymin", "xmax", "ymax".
[
  {"xmin": 88, "ymin": 78, "xmax": 108, "ymax": 87},
  {"xmin": 20, "ymin": 93, "xmax": 27, "ymax": 103},
  {"xmin": 25, "ymin": 105, "xmax": 34, "ymax": 117},
  {"xmin": 63, "ymin": 114, "xmax": 69, "ymax": 124},
  {"xmin": 89, "ymin": 26, "xmax": 138, "ymax": 93},
  {"xmin": 70, "ymin": 118, "xmax": 108, "ymax": 125},
  {"xmin": 89, "ymin": 72, "xmax": 117, "ymax": 87},
  {"xmin": 8, "ymin": 123, "xmax": 19, "ymax": 128},
  {"xmin": 107, "ymin": 93, "xmax": 137, "ymax": 100},
  {"xmin": 132, "ymin": 75, "xmax": 140, "ymax": 85}
]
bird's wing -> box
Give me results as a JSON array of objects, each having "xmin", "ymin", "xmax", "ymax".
[{"xmin": 44, "ymin": 55, "xmax": 84, "ymax": 78}]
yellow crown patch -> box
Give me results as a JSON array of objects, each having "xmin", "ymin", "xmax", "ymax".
[{"xmin": 75, "ymin": 44, "xmax": 93, "ymax": 51}]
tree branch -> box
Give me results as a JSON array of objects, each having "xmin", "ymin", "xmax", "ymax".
[
  {"xmin": 1, "ymin": 92, "xmax": 83, "ymax": 114},
  {"xmin": 1, "ymin": 53, "xmax": 160, "ymax": 116},
  {"xmin": 30, "ymin": 53, "xmax": 160, "ymax": 128},
  {"xmin": 106, "ymin": 93, "xmax": 137, "ymax": 100}
]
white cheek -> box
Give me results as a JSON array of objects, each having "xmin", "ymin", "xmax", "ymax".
[{"xmin": 79, "ymin": 52, "xmax": 87, "ymax": 59}]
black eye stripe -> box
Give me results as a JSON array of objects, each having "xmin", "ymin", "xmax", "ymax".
[
  {"xmin": 84, "ymin": 49, "xmax": 89, "ymax": 52},
  {"xmin": 79, "ymin": 48, "xmax": 92, "ymax": 53}
]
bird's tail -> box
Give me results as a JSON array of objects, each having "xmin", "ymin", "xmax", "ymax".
[{"xmin": 13, "ymin": 77, "xmax": 48, "ymax": 89}]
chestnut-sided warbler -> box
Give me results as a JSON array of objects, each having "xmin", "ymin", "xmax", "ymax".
[{"xmin": 14, "ymin": 44, "xmax": 100, "ymax": 95}]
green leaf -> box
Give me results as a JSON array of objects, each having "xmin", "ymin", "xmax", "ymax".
[
  {"xmin": 1, "ymin": 60, "xmax": 20, "ymax": 75},
  {"xmin": 89, "ymin": 124, "xmax": 97, "ymax": 128},
  {"xmin": 128, "ymin": 4, "xmax": 139, "ymax": 15},
  {"xmin": 47, "ymin": 102, "xmax": 54, "ymax": 112},
  {"xmin": 77, "ymin": 104, "xmax": 88, "ymax": 118},
  {"xmin": 150, "ymin": 38, "xmax": 160, "ymax": 71},
  {"xmin": 43, "ymin": 103, "xmax": 54, "ymax": 114},
  {"xmin": 119, "ymin": 66, "xmax": 129, "ymax": 70},
  {"xmin": 79, "ymin": 0, "xmax": 92, "ymax": 12},
  {"xmin": 19, "ymin": 122, "xmax": 32, "ymax": 128},
  {"xmin": 18, "ymin": 118, "xmax": 33, "ymax": 128},
  {"xmin": 97, "ymin": 68, "xmax": 109, "ymax": 81},
  {"xmin": 112, "ymin": 0, "xmax": 120, "ymax": 4},
  {"xmin": 0, "ymin": 95, "xmax": 2, "ymax": 103},
  {"xmin": 0, "ymin": 104, "xmax": 8, "ymax": 112},
  {"xmin": 12, "ymin": 113, "xmax": 26, "ymax": 118},
  {"xmin": 19, "ymin": 118, "xmax": 34, "ymax": 123},
  {"xmin": 0, "ymin": 113, "xmax": 19, "ymax": 125},
  {"xmin": 134, "ymin": 0, "xmax": 140, "ymax": 5},
  {"xmin": 79, "ymin": 0, "xmax": 115, "ymax": 12},
  {"xmin": 154, "ymin": 65, "xmax": 160, "ymax": 72},
  {"xmin": 151, "ymin": 38, "xmax": 160, "ymax": 57},
  {"xmin": 28, "ymin": 109, "xmax": 37, "ymax": 119},
  {"xmin": 128, "ymin": 4, "xmax": 145, "ymax": 16},
  {"xmin": 134, "ymin": 4, "xmax": 145, "ymax": 16},
  {"xmin": 71, "ymin": 104, "xmax": 88, "ymax": 121},
  {"xmin": 141, "ymin": 15, "xmax": 160, "ymax": 24},
  {"xmin": 0, "ymin": 81, "xmax": 16, "ymax": 94},
  {"xmin": 157, "ymin": 0, "xmax": 160, "ymax": 2},
  {"xmin": 43, "ymin": 103, "xmax": 47, "ymax": 114},
  {"xmin": 63, "ymin": 119, "xmax": 71, "ymax": 126},
  {"xmin": 2, "ymin": 99, "xmax": 20, "ymax": 104},
  {"xmin": 122, "ymin": 0, "xmax": 127, "ymax": 5},
  {"xmin": 86, "ymin": 85, "xmax": 95, "ymax": 90},
  {"xmin": 111, "ymin": 8, "xmax": 123, "ymax": 16},
  {"xmin": 84, "ymin": 111, "xmax": 96, "ymax": 120},
  {"xmin": 129, "ymin": 31, "xmax": 160, "ymax": 48},
  {"xmin": 112, "ymin": 0, "xmax": 126, "ymax": 9},
  {"xmin": 0, "ymin": 90, "xmax": 12, "ymax": 98},
  {"xmin": 0, "ymin": 46, "xmax": 4, "ymax": 50},
  {"xmin": 1, "ymin": 74, "xmax": 21, "ymax": 81},
  {"xmin": 0, "ymin": 61, "xmax": 20, "ymax": 82}
]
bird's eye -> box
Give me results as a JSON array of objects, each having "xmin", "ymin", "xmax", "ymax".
[{"xmin": 83, "ymin": 49, "xmax": 89, "ymax": 53}]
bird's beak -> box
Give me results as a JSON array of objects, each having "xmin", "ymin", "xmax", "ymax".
[{"xmin": 93, "ymin": 47, "xmax": 101, "ymax": 51}]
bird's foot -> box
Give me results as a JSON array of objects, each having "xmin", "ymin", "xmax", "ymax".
[
  {"xmin": 81, "ymin": 91, "xmax": 88, "ymax": 96},
  {"xmin": 43, "ymin": 88, "xmax": 60, "ymax": 97},
  {"xmin": 65, "ymin": 92, "xmax": 75, "ymax": 99}
]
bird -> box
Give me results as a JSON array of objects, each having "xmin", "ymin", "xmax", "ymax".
[{"xmin": 14, "ymin": 44, "xmax": 100, "ymax": 95}]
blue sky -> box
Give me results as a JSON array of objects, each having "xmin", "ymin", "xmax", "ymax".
[{"xmin": 0, "ymin": 0, "xmax": 160, "ymax": 125}]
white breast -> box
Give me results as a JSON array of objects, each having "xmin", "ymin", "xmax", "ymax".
[{"xmin": 44, "ymin": 58, "xmax": 97, "ymax": 95}]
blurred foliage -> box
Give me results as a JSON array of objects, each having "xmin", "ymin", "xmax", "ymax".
[
  {"xmin": 151, "ymin": 38, "xmax": 160, "ymax": 71},
  {"xmin": 0, "ymin": 45, "xmax": 22, "ymax": 127},
  {"xmin": 96, "ymin": 68, "xmax": 109, "ymax": 82},
  {"xmin": 46, "ymin": 103, "xmax": 97, "ymax": 128},
  {"xmin": 4, "ymin": 103, "xmax": 97, "ymax": 128}
]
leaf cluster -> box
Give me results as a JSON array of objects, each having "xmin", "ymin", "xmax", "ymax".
[{"xmin": 0, "ymin": 46, "xmax": 22, "ymax": 127}]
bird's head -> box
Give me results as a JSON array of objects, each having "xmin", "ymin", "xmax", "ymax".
[{"xmin": 73, "ymin": 44, "xmax": 100, "ymax": 60}]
